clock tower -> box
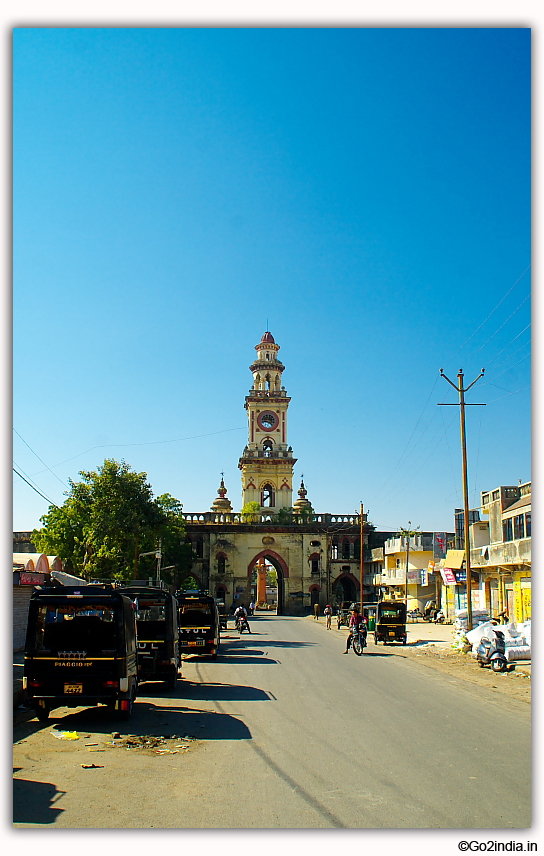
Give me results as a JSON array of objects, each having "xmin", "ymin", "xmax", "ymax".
[{"xmin": 238, "ymin": 331, "xmax": 297, "ymax": 512}]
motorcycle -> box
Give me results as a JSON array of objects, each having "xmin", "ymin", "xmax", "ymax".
[
  {"xmin": 235, "ymin": 615, "xmax": 251, "ymax": 634},
  {"xmin": 351, "ymin": 626, "xmax": 368, "ymax": 656},
  {"xmin": 475, "ymin": 629, "xmax": 512, "ymax": 673}
]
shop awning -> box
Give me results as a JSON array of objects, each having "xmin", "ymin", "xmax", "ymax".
[{"xmin": 445, "ymin": 549, "xmax": 465, "ymax": 569}]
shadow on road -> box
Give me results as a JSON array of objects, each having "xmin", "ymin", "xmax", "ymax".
[
  {"xmin": 13, "ymin": 776, "xmax": 65, "ymax": 825},
  {"xmin": 177, "ymin": 681, "xmax": 273, "ymax": 702},
  {"xmin": 15, "ymin": 700, "xmax": 252, "ymax": 741}
]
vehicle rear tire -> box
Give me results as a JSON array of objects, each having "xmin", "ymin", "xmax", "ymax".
[
  {"xmin": 166, "ymin": 675, "xmax": 177, "ymax": 691},
  {"xmin": 492, "ymin": 659, "xmax": 507, "ymax": 673},
  {"xmin": 36, "ymin": 706, "xmax": 50, "ymax": 722}
]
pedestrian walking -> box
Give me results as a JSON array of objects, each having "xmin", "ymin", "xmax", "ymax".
[
  {"xmin": 324, "ymin": 605, "xmax": 332, "ymax": 630},
  {"xmin": 314, "ymin": 602, "xmax": 320, "ymax": 620}
]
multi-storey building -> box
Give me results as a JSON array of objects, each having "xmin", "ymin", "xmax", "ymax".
[{"xmin": 468, "ymin": 481, "xmax": 531, "ymax": 622}]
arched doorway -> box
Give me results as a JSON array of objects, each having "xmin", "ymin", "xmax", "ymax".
[
  {"xmin": 332, "ymin": 571, "xmax": 359, "ymax": 607},
  {"xmin": 309, "ymin": 584, "xmax": 321, "ymax": 608},
  {"xmin": 215, "ymin": 584, "xmax": 227, "ymax": 603},
  {"xmin": 248, "ymin": 550, "xmax": 289, "ymax": 615}
]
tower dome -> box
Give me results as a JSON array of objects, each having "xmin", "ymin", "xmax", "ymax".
[
  {"xmin": 293, "ymin": 477, "xmax": 312, "ymax": 511},
  {"xmin": 261, "ymin": 331, "xmax": 275, "ymax": 344},
  {"xmin": 211, "ymin": 476, "xmax": 233, "ymax": 513}
]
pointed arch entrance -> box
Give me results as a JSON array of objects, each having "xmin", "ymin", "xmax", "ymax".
[
  {"xmin": 332, "ymin": 571, "xmax": 359, "ymax": 606},
  {"xmin": 248, "ymin": 550, "xmax": 289, "ymax": 615}
]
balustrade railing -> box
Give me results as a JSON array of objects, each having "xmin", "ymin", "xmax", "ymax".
[{"xmin": 183, "ymin": 512, "xmax": 362, "ymax": 526}]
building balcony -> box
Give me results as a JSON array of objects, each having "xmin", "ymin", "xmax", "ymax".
[{"xmin": 470, "ymin": 537, "xmax": 531, "ymax": 569}]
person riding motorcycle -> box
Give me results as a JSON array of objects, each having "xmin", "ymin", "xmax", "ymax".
[
  {"xmin": 234, "ymin": 604, "xmax": 251, "ymax": 633},
  {"xmin": 343, "ymin": 607, "xmax": 367, "ymax": 654}
]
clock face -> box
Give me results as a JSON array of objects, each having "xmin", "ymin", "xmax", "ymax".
[{"xmin": 257, "ymin": 410, "xmax": 279, "ymax": 431}]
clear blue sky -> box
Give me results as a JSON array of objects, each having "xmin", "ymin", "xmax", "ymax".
[{"xmin": 13, "ymin": 27, "xmax": 531, "ymax": 534}]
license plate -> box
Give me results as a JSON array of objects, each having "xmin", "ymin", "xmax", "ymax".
[
  {"xmin": 64, "ymin": 683, "xmax": 83, "ymax": 694},
  {"xmin": 188, "ymin": 640, "xmax": 205, "ymax": 647},
  {"xmin": 389, "ymin": 632, "xmax": 396, "ymax": 637}
]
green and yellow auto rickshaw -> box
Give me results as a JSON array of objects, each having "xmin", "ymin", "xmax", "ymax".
[{"xmin": 374, "ymin": 601, "xmax": 407, "ymax": 645}]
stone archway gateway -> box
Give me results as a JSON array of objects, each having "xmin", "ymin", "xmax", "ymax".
[
  {"xmin": 248, "ymin": 550, "xmax": 289, "ymax": 615},
  {"xmin": 332, "ymin": 571, "xmax": 359, "ymax": 606}
]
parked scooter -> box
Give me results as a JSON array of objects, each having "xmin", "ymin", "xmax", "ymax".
[{"xmin": 475, "ymin": 629, "xmax": 512, "ymax": 673}]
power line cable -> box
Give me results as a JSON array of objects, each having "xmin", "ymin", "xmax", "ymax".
[
  {"xmin": 479, "ymin": 352, "xmax": 530, "ymax": 386},
  {"xmin": 485, "ymin": 386, "xmax": 531, "ymax": 404},
  {"xmin": 382, "ymin": 409, "xmax": 458, "ymax": 506},
  {"xmin": 462, "ymin": 293, "xmax": 530, "ymax": 366},
  {"xmin": 485, "ymin": 324, "xmax": 531, "ymax": 368},
  {"xmin": 13, "ymin": 466, "xmax": 58, "ymax": 507},
  {"xmin": 13, "ymin": 428, "xmax": 69, "ymax": 487},
  {"xmin": 369, "ymin": 374, "xmax": 441, "ymax": 503},
  {"xmin": 442, "ymin": 264, "xmax": 531, "ymax": 368},
  {"xmin": 30, "ymin": 426, "xmax": 246, "ymax": 476}
]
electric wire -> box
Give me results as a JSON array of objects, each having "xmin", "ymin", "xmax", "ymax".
[
  {"xmin": 13, "ymin": 428, "xmax": 69, "ymax": 487},
  {"xmin": 441, "ymin": 264, "xmax": 531, "ymax": 369},
  {"xmin": 484, "ymin": 324, "xmax": 531, "ymax": 368},
  {"xmin": 29, "ymin": 426, "xmax": 246, "ymax": 476},
  {"xmin": 13, "ymin": 466, "xmax": 58, "ymax": 507},
  {"xmin": 461, "ymin": 293, "xmax": 530, "ymax": 367},
  {"xmin": 382, "ymin": 409, "xmax": 459, "ymax": 506},
  {"xmin": 479, "ymin": 352, "xmax": 530, "ymax": 386}
]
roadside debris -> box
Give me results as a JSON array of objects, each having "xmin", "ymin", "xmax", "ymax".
[
  {"xmin": 51, "ymin": 730, "xmax": 79, "ymax": 740},
  {"xmin": 81, "ymin": 764, "xmax": 104, "ymax": 769},
  {"xmin": 103, "ymin": 733, "xmax": 198, "ymax": 753}
]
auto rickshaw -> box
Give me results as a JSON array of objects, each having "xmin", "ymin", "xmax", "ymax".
[
  {"xmin": 118, "ymin": 583, "xmax": 180, "ymax": 691},
  {"xmin": 374, "ymin": 600, "xmax": 407, "ymax": 645},
  {"xmin": 24, "ymin": 584, "xmax": 138, "ymax": 721},
  {"xmin": 336, "ymin": 601, "xmax": 353, "ymax": 629}
]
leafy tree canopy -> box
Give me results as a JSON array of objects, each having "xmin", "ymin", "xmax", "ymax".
[
  {"xmin": 241, "ymin": 501, "xmax": 261, "ymax": 522},
  {"xmin": 32, "ymin": 459, "xmax": 187, "ymax": 582}
]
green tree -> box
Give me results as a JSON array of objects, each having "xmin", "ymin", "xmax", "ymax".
[
  {"xmin": 276, "ymin": 506, "xmax": 295, "ymax": 524},
  {"xmin": 296, "ymin": 505, "xmax": 314, "ymax": 524},
  {"xmin": 32, "ymin": 459, "xmax": 179, "ymax": 581},
  {"xmin": 241, "ymin": 501, "xmax": 261, "ymax": 522}
]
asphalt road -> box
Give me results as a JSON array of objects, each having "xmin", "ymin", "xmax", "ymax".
[{"xmin": 13, "ymin": 614, "xmax": 531, "ymax": 829}]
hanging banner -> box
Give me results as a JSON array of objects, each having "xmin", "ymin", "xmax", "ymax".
[
  {"xmin": 441, "ymin": 567, "xmax": 457, "ymax": 586},
  {"xmin": 433, "ymin": 533, "xmax": 447, "ymax": 560}
]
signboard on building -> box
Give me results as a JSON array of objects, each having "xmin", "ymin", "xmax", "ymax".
[
  {"xmin": 441, "ymin": 567, "xmax": 457, "ymax": 586},
  {"xmin": 19, "ymin": 572, "xmax": 46, "ymax": 586},
  {"xmin": 407, "ymin": 570, "xmax": 420, "ymax": 583},
  {"xmin": 433, "ymin": 533, "xmax": 447, "ymax": 560}
]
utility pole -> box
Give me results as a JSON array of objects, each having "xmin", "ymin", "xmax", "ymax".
[
  {"xmin": 439, "ymin": 367, "xmax": 485, "ymax": 631},
  {"xmin": 360, "ymin": 503, "xmax": 364, "ymax": 616},
  {"xmin": 399, "ymin": 523, "xmax": 420, "ymax": 610}
]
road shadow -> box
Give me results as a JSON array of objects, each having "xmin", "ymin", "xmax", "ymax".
[
  {"xmin": 175, "ymin": 681, "xmax": 273, "ymax": 702},
  {"xmin": 13, "ymin": 776, "xmax": 65, "ymax": 825},
  {"xmin": 17, "ymin": 701, "xmax": 252, "ymax": 741}
]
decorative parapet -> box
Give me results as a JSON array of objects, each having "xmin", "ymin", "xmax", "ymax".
[{"xmin": 183, "ymin": 512, "xmax": 364, "ymax": 526}]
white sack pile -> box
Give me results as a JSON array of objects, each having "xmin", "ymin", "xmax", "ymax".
[{"xmin": 466, "ymin": 620, "xmax": 531, "ymax": 661}]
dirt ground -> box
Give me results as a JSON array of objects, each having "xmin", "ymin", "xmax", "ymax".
[{"xmin": 384, "ymin": 641, "xmax": 531, "ymax": 704}]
